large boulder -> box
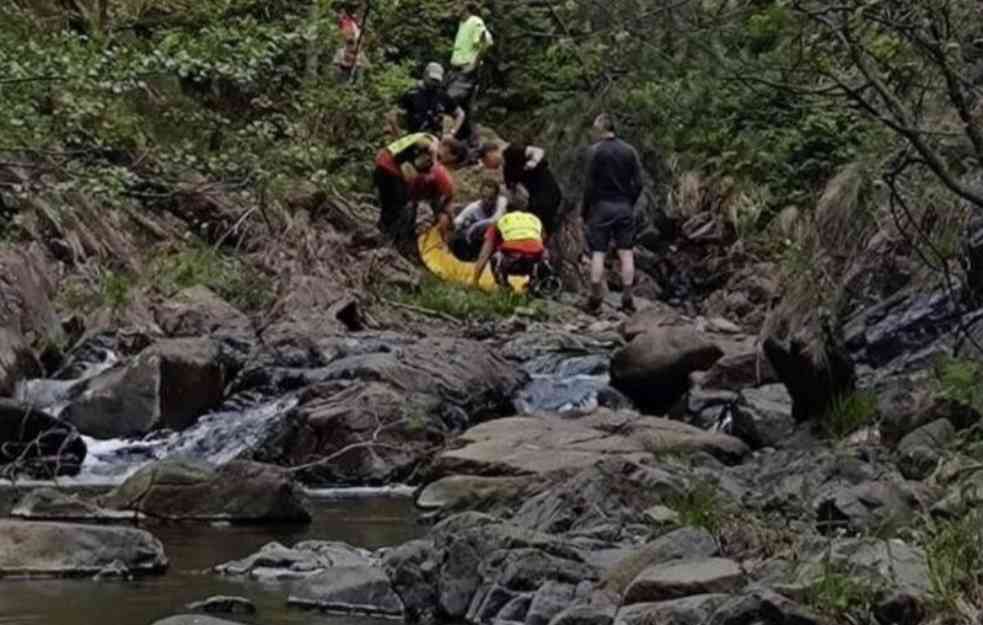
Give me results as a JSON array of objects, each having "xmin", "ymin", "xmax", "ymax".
[
  {"xmin": 0, "ymin": 520, "xmax": 167, "ymax": 577},
  {"xmin": 99, "ymin": 458, "xmax": 310, "ymax": 523},
  {"xmin": 287, "ymin": 566, "xmax": 404, "ymax": 617},
  {"xmin": 601, "ymin": 528, "xmax": 719, "ymax": 595},
  {"xmin": 0, "ymin": 399, "xmax": 86, "ymax": 477},
  {"xmin": 61, "ymin": 337, "xmax": 227, "ymax": 439},
  {"xmin": 216, "ymin": 540, "xmax": 372, "ymax": 580},
  {"xmin": 0, "ymin": 246, "xmax": 62, "ymax": 347},
  {"xmin": 271, "ymin": 337, "xmax": 526, "ymax": 485},
  {"xmin": 154, "ymin": 285, "xmax": 253, "ymax": 339},
  {"xmin": 611, "ymin": 327, "xmax": 724, "ymax": 413},
  {"xmin": 432, "ymin": 412, "xmax": 748, "ymax": 479},
  {"xmin": 12, "ymin": 487, "xmax": 134, "ymax": 522},
  {"xmin": 0, "ymin": 326, "xmax": 42, "ymax": 397}
]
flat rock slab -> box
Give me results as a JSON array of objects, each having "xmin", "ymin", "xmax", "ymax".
[
  {"xmin": 416, "ymin": 475, "xmax": 543, "ymax": 510},
  {"xmin": 0, "ymin": 520, "xmax": 167, "ymax": 578},
  {"xmin": 288, "ymin": 565, "xmax": 404, "ymax": 617},
  {"xmin": 616, "ymin": 594, "xmax": 732, "ymax": 625},
  {"xmin": 435, "ymin": 413, "xmax": 747, "ymax": 478},
  {"xmin": 624, "ymin": 558, "xmax": 744, "ymax": 605},
  {"xmin": 216, "ymin": 540, "xmax": 373, "ymax": 580},
  {"xmin": 12, "ymin": 487, "xmax": 137, "ymax": 522}
]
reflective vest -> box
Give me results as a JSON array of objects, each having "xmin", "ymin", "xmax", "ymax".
[
  {"xmin": 498, "ymin": 212, "xmax": 543, "ymax": 242},
  {"xmin": 387, "ymin": 132, "xmax": 437, "ymax": 157}
]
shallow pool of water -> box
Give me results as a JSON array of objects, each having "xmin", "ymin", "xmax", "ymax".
[{"xmin": 0, "ymin": 495, "xmax": 423, "ymax": 625}]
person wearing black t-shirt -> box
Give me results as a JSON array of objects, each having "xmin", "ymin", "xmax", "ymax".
[
  {"xmin": 386, "ymin": 62, "xmax": 465, "ymax": 137},
  {"xmin": 477, "ymin": 142, "xmax": 563, "ymax": 237}
]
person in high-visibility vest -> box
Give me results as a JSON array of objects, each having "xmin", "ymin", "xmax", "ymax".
[
  {"xmin": 472, "ymin": 184, "xmax": 547, "ymax": 290},
  {"xmin": 374, "ymin": 132, "xmax": 468, "ymax": 253}
]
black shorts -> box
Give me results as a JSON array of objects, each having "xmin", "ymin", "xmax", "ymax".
[{"xmin": 585, "ymin": 200, "xmax": 635, "ymax": 253}]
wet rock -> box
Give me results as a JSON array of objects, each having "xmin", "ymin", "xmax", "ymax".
[
  {"xmin": 187, "ymin": 596, "xmax": 256, "ymax": 615},
  {"xmin": 383, "ymin": 539, "xmax": 439, "ymax": 623},
  {"xmin": 0, "ymin": 399, "xmax": 86, "ymax": 477},
  {"xmin": 279, "ymin": 336, "xmax": 526, "ymax": 485},
  {"xmin": 217, "ymin": 540, "xmax": 371, "ymax": 580},
  {"xmin": 62, "ymin": 337, "xmax": 226, "ymax": 439},
  {"xmin": 623, "ymin": 558, "xmax": 744, "ymax": 604},
  {"xmin": 416, "ymin": 475, "xmax": 544, "ymax": 511},
  {"xmin": 601, "ymin": 527, "xmax": 719, "ymax": 595},
  {"xmin": 12, "ymin": 487, "xmax": 135, "ymax": 522},
  {"xmin": 288, "ymin": 566, "xmax": 404, "ymax": 617},
  {"xmin": 100, "ymin": 458, "xmax": 311, "ymax": 523},
  {"xmin": 155, "ymin": 285, "xmax": 253, "ymax": 339},
  {"xmin": 0, "ymin": 520, "xmax": 167, "ymax": 577},
  {"xmin": 93, "ymin": 559, "xmax": 132, "ymax": 581},
  {"xmin": 610, "ymin": 327, "xmax": 724, "ymax": 413},
  {"xmin": 897, "ymin": 418, "xmax": 954, "ymax": 480},
  {"xmin": 0, "ymin": 326, "xmax": 42, "ymax": 396},
  {"xmin": 616, "ymin": 594, "xmax": 731, "ymax": 625}
]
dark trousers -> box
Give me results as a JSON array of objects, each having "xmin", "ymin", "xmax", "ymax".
[
  {"xmin": 447, "ymin": 67, "xmax": 479, "ymax": 145},
  {"xmin": 374, "ymin": 166, "xmax": 416, "ymax": 254}
]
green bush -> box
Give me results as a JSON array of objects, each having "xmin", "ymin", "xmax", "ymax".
[{"xmin": 935, "ymin": 356, "xmax": 983, "ymax": 413}]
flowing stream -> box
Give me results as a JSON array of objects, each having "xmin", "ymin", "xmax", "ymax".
[{"xmin": 0, "ymin": 333, "xmax": 627, "ymax": 625}]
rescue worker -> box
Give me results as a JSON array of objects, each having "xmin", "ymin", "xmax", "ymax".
[{"xmin": 472, "ymin": 185, "xmax": 547, "ymax": 291}]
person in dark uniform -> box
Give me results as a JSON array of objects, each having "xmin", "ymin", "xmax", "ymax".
[
  {"xmin": 477, "ymin": 141, "xmax": 563, "ymax": 237},
  {"xmin": 386, "ymin": 62, "xmax": 465, "ymax": 137}
]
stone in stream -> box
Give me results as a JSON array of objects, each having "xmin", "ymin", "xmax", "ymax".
[
  {"xmin": 287, "ymin": 566, "xmax": 404, "ymax": 617},
  {"xmin": 0, "ymin": 520, "xmax": 167, "ymax": 577},
  {"xmin": 272, "ymin": 336, "xmax": 527, "ymax": 485},
  {"xmin": 0, "ymin": 399, "xmax": 86, "ymax": 477},
  {"xmin": 186, "ymin": 596, "xmax": 257, "ymax": 615},
  {"xmin": 622, "ymin": 558, "xmax": 745, "ymax": 604},
  {"xmin": 12, "ymin": 487, "xmax": 136, "ymax": 522},
  {"xmin": 609, "ymin": 326, "xmax": 724, "ymax": 414},
  {"xmin": 99, "ymin": 458, "xmax": 311, "ymax": 523},
  {"xmin": 154, "ymin": 285, "xmax": 253, "ymax": 339},
  {"xmin": 215, "ymin": 540, "xmax": 373, "ymax": 580},
  {"xmin": 61, "ymin": 337, "xmax": 227, "ymax": 439}
]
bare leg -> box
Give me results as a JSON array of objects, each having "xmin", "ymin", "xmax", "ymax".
[
  {"xmin": 586, "ymin": 251, "xmax": 606, "ymax": 312},
  {"xmin": 618, "ymin": 249, "xmax": 636, "ymax": 312}
]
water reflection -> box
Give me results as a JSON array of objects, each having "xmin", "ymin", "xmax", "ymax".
[{"xmin": 0, "ymin": 495, "xmax": 422, "ymax": 625}]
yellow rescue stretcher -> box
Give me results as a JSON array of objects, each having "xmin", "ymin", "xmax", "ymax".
[{"xmin": 417, "ymin": 225, "xmax": 528, "ymax": 292}]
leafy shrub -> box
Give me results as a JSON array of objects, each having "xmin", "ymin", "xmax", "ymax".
[{"xmin": 935, "ymin": 356, "xmax": 983, "ymax": 413}]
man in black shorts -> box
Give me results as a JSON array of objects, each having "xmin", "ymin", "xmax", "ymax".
[
  {"xmin": 582, "ymin": 113, "xmax": 643, "ymax": 314},
  {"xmin": 385, "ymin": 62, "xmax": 465, "ymax": 137}
]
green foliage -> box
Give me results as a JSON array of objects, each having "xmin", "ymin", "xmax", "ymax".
[
  {"xmin": 149, "ymin": 245, "xmax": 272, "ymax": 312},
  {"xmin": 100, "ymin": 269, "xmax": 133, "ymax": 312},
  {"xmin": 804, "ymin": 559, "xmax": 880, "ymax": 619},
  {"xmin": 666, "ymin": 482, "xmax": 724, "ymax": 536},
  {"xmin": 925, "ymin": 509, "xmax": 983, "ymax": 613},
  {"xmin": 822, "ymin": 391, "xmax": 878, "ymax": 440},
  {"xmin": 935, "ymin": 356, "xmax": 983, "ymax": 413},
  {"xmin": 393, "ymin": 276, "xmax": 543, "ymax": 322}
]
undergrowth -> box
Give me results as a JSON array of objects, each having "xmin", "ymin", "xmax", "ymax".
[
  {"xmin": 821, "ymin": 391, "xmax": 878, "ymax": 440},
  {"xmin": 935, "ymin": 356, "xmax": 983, "ymax": 414},
  {"xmin": 392, "ymin": 276, "xmax": 545, "ymax": 321}
]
